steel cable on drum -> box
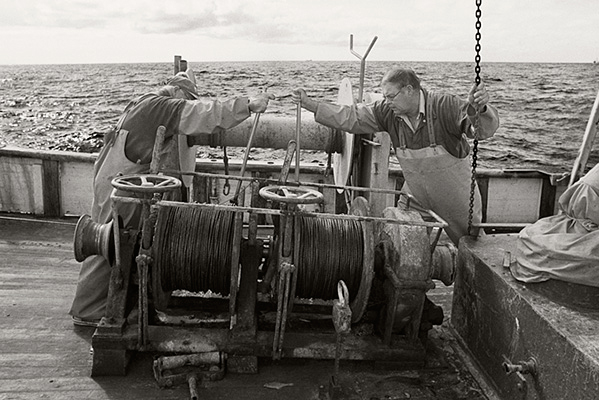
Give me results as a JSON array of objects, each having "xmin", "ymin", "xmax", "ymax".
[
  {"xmin": 153, "ymin": 205, "xmax": 236, "ymax": 295},
  {"xmin": 294, "ymin": 215, "xmax": 364, "ymax": 301}
]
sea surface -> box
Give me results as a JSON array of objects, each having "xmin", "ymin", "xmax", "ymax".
[{"xmin": 0, "ymin": 61, "xmax": 598, "ymax": 174}]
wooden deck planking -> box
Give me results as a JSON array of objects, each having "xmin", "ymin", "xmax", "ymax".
[{"xmin": 0, "ymin": 217, "xmax": 202, "ymax": 399}]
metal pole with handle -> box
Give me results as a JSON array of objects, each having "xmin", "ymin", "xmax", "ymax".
[
  {"xmin": 569, "ymin": 88, "xmax": 599, "ymax": 187},
  {"xmin": 232, "ymin": 112, "xmax": 261, "ymax": 204}
]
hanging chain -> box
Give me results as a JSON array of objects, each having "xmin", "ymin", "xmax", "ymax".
[
  {"xmin": 222, "ymin": 132, "xmax": 231, "ymax": 196},
  {"xmin": 468, "ymin": 0, "xmax": 482, "ymax": 236}
]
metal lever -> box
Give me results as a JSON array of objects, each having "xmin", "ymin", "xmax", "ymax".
[
  {"xmin": 232, "ymin": 112, "xmax": 261, "ymax": 204},
  {"xmin": 332, "ymin": 280, "xmax": 352, "ymax": 381},
  {"xmin": 329, "ymin": 280, "xmax": 352, "ymax": 398}
]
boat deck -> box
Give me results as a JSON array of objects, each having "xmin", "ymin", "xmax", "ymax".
[{"xmin": 0, "ymin": 214, "xmax": 492, "ymax": 400}]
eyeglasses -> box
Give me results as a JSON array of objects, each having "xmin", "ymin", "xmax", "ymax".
[{"xmin": 383, "ymin": 89, "xmax": 402, "ymax": 102}]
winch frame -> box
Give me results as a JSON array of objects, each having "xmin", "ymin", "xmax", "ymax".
[{"xmin": 83, "ymin": 79, "xmax": 451, "ymax": 378}]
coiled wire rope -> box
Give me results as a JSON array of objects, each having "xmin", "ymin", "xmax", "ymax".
[
  {"xmin": 294, "ymin": 215, "xmax": 364, "ymax": 301},
  {"xmin": 153, "ymin": 205, "xmax": 236, "ymax": 295}
]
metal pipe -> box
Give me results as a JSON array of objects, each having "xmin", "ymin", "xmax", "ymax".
[
  {"xmin": 569, "ymin": 88, "xmax": 599, "ymax": 187},
  {"xmin": 162, "ymin": 169, "xmax": 409, "ymax": 198},
  {"xmin": 187, "ymin": 115, "xmax": 336, "ymax": 151},
  {"xmin": 503, "ymin": 358, "xmax": 537, "ymax": 375},
  {"xmin": 112, "ymin": 196, "xmax": 448, "ymax": 228},
  {"xmin": 158, "ymin": 352, "xmax": 223, "ymax": 370}
]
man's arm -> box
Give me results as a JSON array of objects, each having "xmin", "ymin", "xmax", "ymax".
[
  {"xmin": 177, "ymin": 98, "xmax": 251, "ymax": 135},
  {"xmin": 315, "ymin": 102, "xmax": 380, "ymax": 135},
  {"xmin": 293, "ymin": 88, "xmax": 380, "ymax": 135},
  {"xmin": 465, "ymin": 82, "xmax": 499, "ymax": 139},
  {"xmin": 466, "ymin": 103, "xmax": 499, "ymax": 139},
  {"xmin": 177, "ymin": 93, "xmax": 274, "ymax": 136}
]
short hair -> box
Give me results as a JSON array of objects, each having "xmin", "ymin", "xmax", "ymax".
[{"xmin": 381, "ymin": 68, "xmax": 421, "ymax": 90}]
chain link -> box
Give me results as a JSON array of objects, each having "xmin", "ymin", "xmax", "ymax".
[
  {"xmin": 468, "ymin": 0, "xmax": 482, "ymax": 236},
  {"xmin": 222, "ymin": 143, "xmax": 230, "ymax": 195}
]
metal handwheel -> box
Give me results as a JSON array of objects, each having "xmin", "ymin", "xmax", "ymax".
[
  {"xmin": 111, "ymin": 174, "xmax": 182, "ymax": 194},
  {"xmin": 259, "ymin": 185, "xmax": 324, "ymax": 205}
]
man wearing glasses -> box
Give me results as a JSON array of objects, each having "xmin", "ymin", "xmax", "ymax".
[{"xmin": 292, "ymin": 67, "xmax": 499, "ymax": 246}]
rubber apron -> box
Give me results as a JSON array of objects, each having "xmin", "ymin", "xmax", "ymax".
[
  {"xmin": 92, "ymin": 128, "xmax": 147, "ymax": 226},
  {"xmin": 69, "ymin": 128, "xmax": 145, "ymax": 321},
  {"xmin": 394, "ymin": 98, "xmax": 482, "ymax": 245}
]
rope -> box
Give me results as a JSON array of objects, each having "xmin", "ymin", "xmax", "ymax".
[
  {"xmin": 153, "ymin": 205, "xmax": 236, "ymax": 295},
  {"xmin": 468, "ymin": 0, "xmax": 482, "ymax": 236},
  {"xmin": 294, "ymin": 215, "xmax": 364, "ymax": 301}
]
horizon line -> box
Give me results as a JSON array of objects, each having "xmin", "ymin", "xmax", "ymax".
[{"xmin": 1, "ymin": 59, "xmax": 595, "ymax": 67}]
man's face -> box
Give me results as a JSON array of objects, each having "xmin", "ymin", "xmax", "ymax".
[{"xmin": 381, "ymin": 82, "xmax": 416, "ymax": 115}]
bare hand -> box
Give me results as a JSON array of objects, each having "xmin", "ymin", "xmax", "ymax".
[
  {"xmin": 291, "ymin": 88, "xmax": 318, "ymax": 113},
  {"xmin": 468, "ymin": 82, "xmax": 490, "ymax": 110},
  {"xmin": 291, "ymin": 88, "xmax": 307, "ymax": 104},
  {"xmin": 249, "ymin": 93, "xmax": 275, "ymax": 113}
]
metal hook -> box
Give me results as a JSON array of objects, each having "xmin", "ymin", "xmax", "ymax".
[{"xmin": 337, "ymin": 280, "xmax": 349, "ymax": 308}]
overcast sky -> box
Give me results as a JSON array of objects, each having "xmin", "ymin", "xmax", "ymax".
[{"xmin": 1, "ymin": 0, "xmax": 597, "ymax": 65}]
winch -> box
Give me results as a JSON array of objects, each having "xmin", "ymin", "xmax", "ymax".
[{"xmin": 73, "ymin": 63, "xmax": 456, "ymax": 397}]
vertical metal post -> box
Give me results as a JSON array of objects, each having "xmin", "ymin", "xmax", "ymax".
[
  {"xmin": 349, "ymin": 35, "xmax": 378, "ymax": 103},
  {"xmin": 295, "ymin": 103, "xmax": 301, "ymax": 182},
  {"xmin": 174, "ymin": 55, "xmax": 181, "ymax": 75}
]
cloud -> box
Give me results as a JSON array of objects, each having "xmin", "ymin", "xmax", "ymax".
[
  {"xmin": 133, "ymin": 2, "xmax": 252, "ymax": 34},
  {"xmin": 0, "ymin": 0, "xmax": 505, "ymax": 53},
  {"xmin": 1, "ymin": 0, "xmax": 116, "ymax": 29},
  {"xmin": 0, "ymin": 0, "xmax": 597, "ymax": 64}
]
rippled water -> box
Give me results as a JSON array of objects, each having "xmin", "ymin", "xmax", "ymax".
[{"xmin": 1, "ymin": 61, "xmax": 598, "ymax": 173}]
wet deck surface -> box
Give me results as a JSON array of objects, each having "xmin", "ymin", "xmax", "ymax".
[{"xmin": 0, "ymin": 214, "xmax": 492, "ymax": 399}]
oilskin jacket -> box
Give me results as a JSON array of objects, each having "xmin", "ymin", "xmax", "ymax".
[
  {"xmin": 513, "ymin": 163, "xmax": 599, "ymax": 287},
  {"xmin": 70, "ymin": 92, "xmax": 251, "ymax": 321}
]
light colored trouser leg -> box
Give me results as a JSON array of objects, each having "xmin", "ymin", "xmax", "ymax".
[{"xmin": 69, "ymin": 255, "xmax": 111, "ymax": 321}]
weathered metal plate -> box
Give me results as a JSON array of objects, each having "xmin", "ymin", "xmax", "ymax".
[
  {"xmin": 332, "ymin": 78, "xmax": 355, "ymax": 193},
  {"xmin": 348, "ymin": 196, "xmax": 374, "ymax": 323}
]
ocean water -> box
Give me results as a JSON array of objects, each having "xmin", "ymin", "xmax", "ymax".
[{"xmin": 0, "ymin": 61, "xmax": 598, "ymax": 174}]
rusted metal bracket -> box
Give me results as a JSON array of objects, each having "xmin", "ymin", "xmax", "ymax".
[
  {"xmin": 272, "ymin": 261, "xmax": 296, "ymax": 360},
  {"xmin": 153, "ymin": 352, "xmax": 226, "ymax": 398},
  {"xmin": 382, "ymin": 264, "xmax": 435, "ymax": 345}
]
